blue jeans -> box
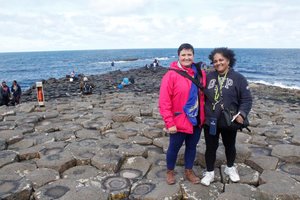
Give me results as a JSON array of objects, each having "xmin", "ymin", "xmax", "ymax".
[{"xmin": 166, "ymin": 126, "xmax": 201, "ymax": 170}]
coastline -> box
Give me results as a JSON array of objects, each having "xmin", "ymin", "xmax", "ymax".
[
  {"xmin": 20, "ymin": 66, "xmax": 300, "ymax": 105},
  {"xmin": 1, "ymin": 66, "xmax": 300, "ymax": 199}
]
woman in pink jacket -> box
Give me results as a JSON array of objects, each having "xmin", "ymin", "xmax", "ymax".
[{"xmin": 159, "ymin": 43, "xmax": 206, "ymax": 184}]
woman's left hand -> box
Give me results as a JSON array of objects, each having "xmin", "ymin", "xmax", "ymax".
[{"xmin": 235, "ymin": 115, "xmax": 244, "ymax": 124}]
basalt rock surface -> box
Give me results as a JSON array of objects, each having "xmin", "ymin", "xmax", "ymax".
[{"xmin": 0, "ymin": 66, "xmax": 300, "ymax": 199}]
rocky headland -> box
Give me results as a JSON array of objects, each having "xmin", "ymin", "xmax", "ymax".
[{"xmin": 0, "ymin": 66, "xmax": 300, "ymax": 199}]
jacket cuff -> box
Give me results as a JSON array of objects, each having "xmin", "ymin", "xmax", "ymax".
[
  {"xmin": 239, "ymin": 111, "xmax": 246, "ymax": 119},
  {"xmin": 166, "ymin": 122, "xmax": 176, "ymax": 129}
]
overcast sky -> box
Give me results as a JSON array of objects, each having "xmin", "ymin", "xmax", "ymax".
[{"xmin": 0, "ymin": 0, "xmax": 299, "ymax": 52}]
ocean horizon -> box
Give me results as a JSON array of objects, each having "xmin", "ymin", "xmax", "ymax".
[{"xmin": 0, "ymin": 48, "xmax": 299, "ymax": 91}]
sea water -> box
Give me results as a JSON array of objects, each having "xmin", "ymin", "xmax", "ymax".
[{"xmin": 0, "ymin": 48, "xmax": 299, "ymax": 90}]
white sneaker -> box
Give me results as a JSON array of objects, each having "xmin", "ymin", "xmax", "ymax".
[
  {"xmin": 200, "ymin": 171, "xmax": 214, "ymax": 186},
  {"xmin": 224, "ymin": 166, "xmax": 240, "ymax": 182}
]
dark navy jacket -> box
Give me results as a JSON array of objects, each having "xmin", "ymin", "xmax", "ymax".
[{"xmin": 204, "ymin": 69, "xmax": 252, "ymax": 125}]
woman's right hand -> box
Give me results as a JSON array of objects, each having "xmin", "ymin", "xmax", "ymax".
[{"xmin": 167, "ymin": 126, "xmax": 177, "ymax": 134}]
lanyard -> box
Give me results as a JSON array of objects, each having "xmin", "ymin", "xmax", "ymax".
[{"xmin": 212, "ymin": 71, "xmax": 228, "ymax": 110}]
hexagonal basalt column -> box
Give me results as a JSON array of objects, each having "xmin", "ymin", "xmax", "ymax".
[
  {"xmin": 36, "ymin": 151, "xmax": 76, "ymax": 173},
  {"xmin": 279, "ymin": 162, "xmax": 300, "ymax": 182},
  {"xmin": 0, "ymin": 162, "xmax": 37, "ymax": 177},
  {"xmin": 25, "ymin": 168, "xmax": 60, "ymax": 190},
  {"xmin": 35, "ymin": 120, "xmax": 60, "ymax": 133},
  {"xmin": 0, "ymin": 130, "xmax": 23, "ymax": 145},
  {"xmin": 91, "ymin": 150, "xmax": 123, "ymax": 173},
  {"xmin": 74, "ymin": 129, "xmax": 101, "ymax": 139},
  {"xmin": 116, "ymin": 129, "xmax": 138, "ymax": 140},
  {"xmin": 62, "ymin": 165, "xmax": 101, "ymax": 180},
  {"xmin": 132, "ymin": 180, "xmax": 182, "ymax": 199},
  {"xmin": 112, "ymin": 112, "xmax": 134, "ymax": 122},
  {"xmin": 142, "ymin": 127, "xmax": 164, "ymax": 139},
  {"xmin": 101, "ymin": 176, "xmax": 131, "ymax": 199},
  {"xmin": 0, "ymin": 176, "xmax": 32, "ymax": 200},
  {"xmin": 129, "ymin": 181, "xmax": 156, "ymax": 199},
  {"xmin": 34, "ymin": 179, "xmax": 76, "ymax": 200},
  {"xmin": 82, "ymin": 119, "xmax": 112, "ymax": 132},
  {"xmin": 0, "ymin": 150, "xmax": 18, "ymax": 168},
  {"xmin": 118, "ymin": 143, "xmax": 146, "ymax": 157},
  {"xmin": 120, "ymin": 156, "xmax": 150, "ymax": 181}
]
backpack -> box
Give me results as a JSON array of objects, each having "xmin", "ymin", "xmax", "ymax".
[{"xmin": 83, "ymin": 83, "xmax": 92, "ymax": 94}]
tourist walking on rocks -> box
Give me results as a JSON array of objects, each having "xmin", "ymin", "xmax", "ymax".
[
  {"xmin": 11, "ymin": 80, "xmax": 22, "ymax": 105},
  {"xmin": 159, "ymin": 43, "xmax": 207, "ymax": 185},
  {"xmin": 0, "ymin": 81, "xmax": 11, "ymax": 106},
  {"xmin": 200, "ymin": 47, "xmax": 252, "ymax": 186}
]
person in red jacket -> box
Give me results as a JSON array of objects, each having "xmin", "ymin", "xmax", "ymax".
[{"xmin": 159, "ymin": 43, "xmax": 206, "ymax": 185}]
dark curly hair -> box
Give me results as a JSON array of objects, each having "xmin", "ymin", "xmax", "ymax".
[
  {"xmin": 177, "ymin": 43, "xmax": 194, "ymax": 56},
  {"xmin": 208, "ymin": 47, "xmax": 236, "ymax": 68}
]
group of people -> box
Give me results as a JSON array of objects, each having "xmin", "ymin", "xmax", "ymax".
[
  {"xmin": 0, "ymin": 80, "xmax": 22, "ymax": 106},
  {"xmin": 159, "ymin": 43, "xmax": 252, "ymax": 186}
]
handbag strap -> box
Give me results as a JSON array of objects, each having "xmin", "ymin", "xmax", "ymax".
[{"xmin": 168, "ymin": 68, "xmax": 215, "ymax": 103}]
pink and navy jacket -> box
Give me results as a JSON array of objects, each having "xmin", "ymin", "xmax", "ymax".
[{"xmin": 159, "ymin": 61, "xmax": 207, "ymax": 134}]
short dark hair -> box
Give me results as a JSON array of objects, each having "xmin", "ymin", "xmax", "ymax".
[
  {"xmin": 209, "ymin": 47, "xmax": 236, "ymax": 67},
  {"xmin": 177, "ymin": 43, "xmax": 194, "ymax": 56}
]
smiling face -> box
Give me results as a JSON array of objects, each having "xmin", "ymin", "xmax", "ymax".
[
  {"xmin": 178, "ymin": 49, "xmax": 194, "ymax": 68},
  {"xmin": 213, "ymin": 53, "xmax": 230, "ymax": 74}
]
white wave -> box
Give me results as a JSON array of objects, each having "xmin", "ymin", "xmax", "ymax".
[
  {"xmin": 157, "ymin": 57, "xmax": 169, "ymax": 60},
  {"xmin": 250, "ymin": 80, "xmax": 300, "ymax": 90},
  {"xmin": 96, "ymin": 57, "xmax": 170, "ymax": 64}
]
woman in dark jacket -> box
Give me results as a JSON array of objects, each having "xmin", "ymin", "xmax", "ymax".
[
  {"xmin": 0, "ymin": 81, "xmax": 11, "ymax": 106},
  {"xmin": 200, "ymin": 47, "xmax": 252, "ymax": 186},
  {"xmin": 11, "ymin": 80, "xmax": 22, "ymax": 105}
]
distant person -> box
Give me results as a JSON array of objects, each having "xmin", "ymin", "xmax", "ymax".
[
  {"xmin": 111, "ymin": 61, "xmax": 115, "ymax": 67},
  {"xmin": 153, "ymin": 58, "xmax": 159, "ymax": 67},
  {"xmin": 159, "ymin": 43, "xmax": 207, "ymax": 185},
  {"xmin": 200, "ymin": 47, "xmax": 252, "ymax": 186},
  {"xmin": 11, "ymin": 80, "xmax": 22, "ymax": 105},
  {"xmin": 79, "ymin": 77, "xmax": 95, "ymax": 95},
  {"xmin": 129, "ymin": 76, "xmax": 135, "ymax": 84},
  {"xmin": 70, "ymin": 70, "xmax": 78, "ymax": 82},
  {"xmin": 0, "ymin": 81, "xmax": 11, "ymax": 106},
  {"xmin": 117, "ymin": 77, "xmax": 133, "ymax": 89}
]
